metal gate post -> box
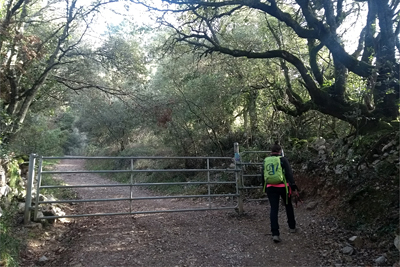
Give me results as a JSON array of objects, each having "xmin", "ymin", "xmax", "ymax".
[
  {"xmin": 234, "ymin": 143, "xmax": 244, "ymax": 214},
  {"xmin": 24, "ymin": 154, "xmax": 36, "ymax": 224},
  {"xmin": 33, "ymin": 157, "xmax": 43, "ymax": 221},
  {"xmin": 130, "ymin": 158, "xmax": 133, "ymax": 214},
  {"xmin": 207, "ymin": 158, "xmax": 211, "ymax": 208}
]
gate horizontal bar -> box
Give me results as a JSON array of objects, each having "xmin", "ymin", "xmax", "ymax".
[
  {"xmin": 236, "ymin": 162, "xmax": 263, "ymax": 166},
  {"xmin": 36, "ymin": 206, "xmax": 238, "ymax": 219},
  {"xmin": 41, "ymin": 168, "xmax": 238, "ymax": 174},
  {"xmin": 38, "ymin": 193, "xmax": 239, "ymax": 204},
  {"xmin": 41, "ymin": 156, "xmax": 233, "ymax": 160},
  {"xmin": 40, "ymin": 181, "xmax": 236, "ymax": 189},
  {"xmin": 242, "ymin": 186, "xmax": 263, "ymax": 189},
  {"xmin": 241, "ymin": 151, "xmax": 270, "ymax": 154}
]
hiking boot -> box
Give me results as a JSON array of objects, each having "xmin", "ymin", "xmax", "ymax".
[
  {"xmin": 289, "ymin": 228, "xmax": 296, "ymax": 233},
  {"xmin": 272, "ymin": 235, "xmax": 281, "ymax": 243}
]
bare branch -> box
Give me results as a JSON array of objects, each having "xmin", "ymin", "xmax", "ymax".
[
  {"xmin": 308, "ymin": 39, "xmax": 324, "ymax": 85},
  {"xmin": 352, "ymin": 25, "xmax": 366, "ymax": 58},
  {"xmin": 191, "ymin": 9, "xmax": 220, "ymax": 45},
  {"xmin": 275, "ymin": 100, "xmax": 313, "ymax": 117},
  {"xmin": 395, "ymin": 19, "xmax": 400, "ymax": 52},
  {"xmin": 323, "ymin": 0, "xmax": 337, "ymax": 32},
  {"xmin": 159, "ymin": 0, "xmax": 374, "ymax": 77},
  {"xmin": 54, "ymin": 76, "xmax": 128, "ymax": 95},
  {"xmin": 336, "ymin": 0, "xmax": 344, "ymax": 24}
]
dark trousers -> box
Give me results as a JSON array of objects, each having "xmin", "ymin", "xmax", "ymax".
[{"xmin": 266, "ymin": 186, "xmax": 296, "ymax": 236}]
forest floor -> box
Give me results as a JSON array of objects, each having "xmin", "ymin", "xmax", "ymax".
[{"xmin": 17, "ymin": 159, "xmax": 396, "ymax": 267}]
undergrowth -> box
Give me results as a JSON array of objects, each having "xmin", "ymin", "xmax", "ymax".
[
  {"xmin": 84, "ymin": 154, "xmax": 236, "ymax": 196},
  {"xmin": 0, "ymin": 205, "xmax": 20, "ymax": 267},
  {"xmin": 40, "ymin": 160, "xmax": 78, "ymax": 200},
  {"xmin": 0, "ymin": 157, "xmax": 23, "ymax": 267},
  {"xmin": 0, "ymin": 158, "xmax": 79, "ymax": 267}
]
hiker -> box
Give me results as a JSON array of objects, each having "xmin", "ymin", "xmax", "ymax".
[{"xmin": 261, "ymin": 142, "xmax": 298, "ymax": 243}]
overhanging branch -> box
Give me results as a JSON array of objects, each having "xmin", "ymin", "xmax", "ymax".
[
  {"xmin": 54, "ymin": 76, "xmax": 128, "ymax": 95},
  {"xmin": 158, "ymin": 0, "xmax": 374, "ymax": 77},
  {"xmin": 275, "ymin": 100, "xmax": 313, "ymax": 117}
]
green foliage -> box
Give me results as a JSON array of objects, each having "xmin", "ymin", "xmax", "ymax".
[
  {"xmin": 73, "ymin": 93, "xmax": 144, "ymax": 153},
  {"xmin": 57, "ymin": 112, "xmax": 75, "ymax": 131},
  {"xmin": 6, "ymin": 159, "xmax": 22, "ymax": 192},
  {"xmin": 0, "ymin": 0, "xmax": 149, "ymax": 145},
  {"xmin": 33, "ymin": 159, "xmax": 78, "ymax": 201},
  {"xmin": 84, "ymin": 144, "xmax": 235, "ymax": 196},
  {"xmin": 40, "ymin": 174, "xmax": 78, "ymax": 200},
  {"xmin": 83, "ymin": 143, "xmax": 164, "ymax": 182},
  {"xmin": 8, "ymin": 109, "xmax": 85, "ymax": 156},
  {"xmin": 155, "ymin": 0, "xmax": 400, "ymax": 132},
  {"xmin": 62, "ymin": 128, "xmax": 86, "ymax": 155},
  {"xmin": 0, "ymin": 205, "xmax": 20, "ymax": 267},
  {"xmin": 286, "ymin": 147, "xmax": 315, "ymax": 164},
  {"xmin": 98, "ymin": 33, "xmax": 148, "ymax": 84},
  {"xmin": 0, "ymin": 102, "xmax": 13, "ymax": 136},
  {"xmin": 9, "ymin": 119, "xmax": 66, "ymax": 156},
  {"xmin": 149, "ymin": 52, "xmax": 258, "ymax": 155},
  {"xmin": 290, "ymin": 138, "xmax": 309, "ymax": 150}
]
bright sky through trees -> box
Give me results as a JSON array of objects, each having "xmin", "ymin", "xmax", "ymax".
[{"xmin": 92, "ymin": 1, "xmax": 369, "ymax": 52}]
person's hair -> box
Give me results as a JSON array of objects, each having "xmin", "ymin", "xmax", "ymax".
[{"xmin": 271, "ymin": 141, "xmax": 282, "ymax": 153}]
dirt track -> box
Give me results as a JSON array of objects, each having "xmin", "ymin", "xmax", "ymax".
[{"xmin": 20, "ymin": 159, "xmax": 333, "ymax": 266}]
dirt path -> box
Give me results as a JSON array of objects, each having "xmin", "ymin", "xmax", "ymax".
[{"xmin": 21, "ymin": 159, "xmax": 328, "ymax": 266}]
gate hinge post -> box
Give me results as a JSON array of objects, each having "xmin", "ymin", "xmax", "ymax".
[
  {"xmin": 234, "ymin": 143, "xmax": 244, "ymax": 215},
  {"xmin": 24, "ymin": 153, "xmax": 37, "ymax": 224}
]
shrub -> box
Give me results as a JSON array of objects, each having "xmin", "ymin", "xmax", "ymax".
[{"xmin": 0, "ymin": 205, "xmax": 20, "ymax": 267}]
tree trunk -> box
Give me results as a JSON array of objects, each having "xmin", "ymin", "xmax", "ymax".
[{"xmin": 248, "ymin": 89, "xmax": 258, "ymax": 146}]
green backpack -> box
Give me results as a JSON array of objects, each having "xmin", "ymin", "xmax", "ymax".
[
  {"xmin": 263, "ymin": 156, "xmax": 289, "ymax": 203},
  {"xmin": 263, "ymin": 156, "xmax": 285, "ymax": 184}
]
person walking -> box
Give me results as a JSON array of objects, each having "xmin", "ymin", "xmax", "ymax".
[{"xmin": 261, "ymin": 142, "xmax": 298, "ymax": 243}]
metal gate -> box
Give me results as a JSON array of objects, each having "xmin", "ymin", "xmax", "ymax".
[
  {"xmin": 24, "ymin": 152, "xmax": 238, "ymax": 223},
  {"xmin": 235, "ymin": 149, "xmax": 271, "ymax": 202},
  {"xmin": 24, "ymin": 143, "xmax": 270, "ymax": 223}
]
